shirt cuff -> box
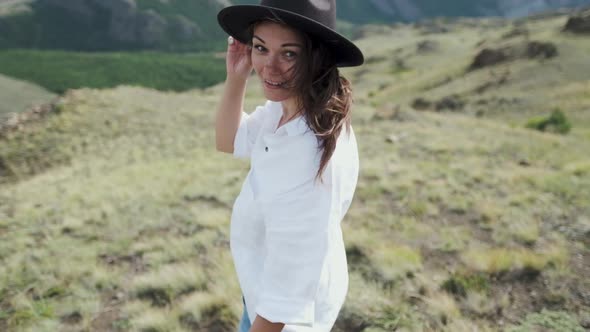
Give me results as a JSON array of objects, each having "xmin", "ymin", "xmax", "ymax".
[{"xmin": 255, "ymin": 295, "xmax": 315, "ymax": 327}]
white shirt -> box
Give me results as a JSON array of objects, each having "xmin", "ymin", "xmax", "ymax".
[{"xmin": 230, "ymin": 100, "xmax": 359, "ymax": 332}]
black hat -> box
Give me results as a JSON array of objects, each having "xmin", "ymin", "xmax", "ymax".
[{"xmin": 217, "ymin": 0, "xmax": 364, "ymax": 67}]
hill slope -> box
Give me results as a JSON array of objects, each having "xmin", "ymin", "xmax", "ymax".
[
  {"xmin": 0, "ymin": 10, "xmax": 589, "ymax": 332},
  {"xmin": 0, "ymin": 73, "xmax": 56, "ymax": 115}
]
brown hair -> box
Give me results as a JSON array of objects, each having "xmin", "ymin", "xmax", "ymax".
[{"xmin": 250, "ymin": 19, "xmax": 354, "ymax": 182}]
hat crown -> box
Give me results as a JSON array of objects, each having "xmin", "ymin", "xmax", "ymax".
[{"xmin": 260, "ymin": 0, "xmax": 336, "ymax": 29}]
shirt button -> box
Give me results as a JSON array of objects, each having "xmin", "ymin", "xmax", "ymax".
[{"xmin": 265, "ymin": 147, "xmax": 269, "ymax": 152}]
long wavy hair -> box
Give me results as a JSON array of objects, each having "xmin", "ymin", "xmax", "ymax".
[{"xmin": 249, "ymin": 18, "xmax": 354, "ymax": 182}]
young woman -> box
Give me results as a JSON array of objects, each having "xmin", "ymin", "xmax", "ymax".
[{"xmin": 215, "ymin": 1, "xmax": 364, "ymax": 331}]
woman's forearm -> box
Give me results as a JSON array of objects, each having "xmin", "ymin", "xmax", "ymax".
[{"xmin": 215, "ymin": 77, "xmax": 248, "ymax": 153}]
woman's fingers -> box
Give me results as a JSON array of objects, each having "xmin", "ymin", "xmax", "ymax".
[
  {"xmin": 225, "ymin": 35, "xmax": 252, "ymax": 78},
  {"xmin": 228, "ymin": 36, "xmax": 251, "ymax": 53},
  {"xmin": 228, "ymin": 36, "xmax": 240, "ymax": 51}
]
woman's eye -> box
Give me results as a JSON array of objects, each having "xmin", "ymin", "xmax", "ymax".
[
  {"xmin": 254, "ymin": 44, "xmax": 266, "ymax": 52},
  {"xmin": 284, "ymin": 51, "xmax": 297, "ymax": 59}
]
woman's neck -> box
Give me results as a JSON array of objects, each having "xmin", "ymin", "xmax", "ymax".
[
  {"xmin": 277, "ymin": 98, "xmax": 301, "ymax": 129},
  {"xmin": 281, "ymin": 98, "xmax": 300, "ymax": 120}
]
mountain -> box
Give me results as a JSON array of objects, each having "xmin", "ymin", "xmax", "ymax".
[
  {"xmin": 0, "ymin": 0, "xmax": 589, "ymax": 52},
  {"xmin": 0, "ymin": 0, "xmax": 230, "ymax": 51}
]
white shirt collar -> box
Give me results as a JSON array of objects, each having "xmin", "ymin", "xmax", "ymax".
[{"xmin": 269, "ymin": 101, "xmax": 310, "ymax": 137}]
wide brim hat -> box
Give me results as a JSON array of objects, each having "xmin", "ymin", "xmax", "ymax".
[{"xmin": 217, "ymin": 1, "xmax": 364, "ymax": 67}]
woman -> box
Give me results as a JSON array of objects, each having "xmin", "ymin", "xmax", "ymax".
[{"xmin": 215, "ymin": 1, "xmax": 364, "ymax": 331}]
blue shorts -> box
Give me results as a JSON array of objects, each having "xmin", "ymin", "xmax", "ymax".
[{"xmin": 238, "ymin": 296, "xmax": 252, "ymax": 332}]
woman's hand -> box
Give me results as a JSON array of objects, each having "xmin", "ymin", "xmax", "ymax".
[
  {"xmin": 226, "ymin": 36, "xmax": 253, "ymax": 81},
  {"xmin": 250, "ymin": 315, "xmax": 285, "ymax": 332}
]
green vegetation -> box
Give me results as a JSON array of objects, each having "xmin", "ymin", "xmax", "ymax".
[
  {"xmin": 441, "ymin": 273, "xmax": 490, "ymax": 297},
  {"xmin": 0, "ymin": 49, "xmax": 225, "ymax": 94},
  {"xmin": 507, "ymin": 310, "xmax": 585, "ymax": 332},
  {"xmin": 526, "ymin": 108, "xmax": 572, "ymax": 134}
]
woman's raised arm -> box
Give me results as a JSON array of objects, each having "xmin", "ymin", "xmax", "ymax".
[{"xmin": 215, "ymin": 37, "xmax": 253, "ymax": 153}]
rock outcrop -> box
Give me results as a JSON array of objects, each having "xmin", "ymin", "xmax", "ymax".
[
  {"xmin": 410, "ymin": 95, "xmax": 465, "ymax": 112},
  {"xmin": 135, "ymin": 9, "xmax": 167, "ymax": 45},
  {"xmin": 416, "ymin": 40, "xmax": 439, "ymax": 53},
  {"xmin": 564, "ymin": 8, "xmax": 590, "ymax": 33},
  {"xmin": 104, "ymin": 0, "xmax": 139, "ymax": 43},
  {"xmin": 168, "ymin": 14, "xmax": 202, "ymax": 41},
  {"xmin": 469, "ymin": 41, "xmax": 558, "ymax": 70},
  {"xmin": 0, "ymin": 101, "xmax": 58, "ymax": 139}
]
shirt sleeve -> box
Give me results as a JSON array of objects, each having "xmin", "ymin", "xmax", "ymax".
[
  {"xmin": 255, "ymin": 179, "xmax": 334, "ymax": 326},
  {"xmin": 233, "ymin": 102, "xmax": 269, "ymax": 159}
]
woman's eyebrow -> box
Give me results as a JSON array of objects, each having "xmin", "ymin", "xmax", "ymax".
[
  {"xmin": 253, "ymin": 35, "xmax": 266, "ymax": 43},
  {"xmin": 282, "ymin": 43, "xmax": 302, "ymax": 48},
  {"xmin": 252, "ymin": 35, "xmax": 302, "ymax": 48}
]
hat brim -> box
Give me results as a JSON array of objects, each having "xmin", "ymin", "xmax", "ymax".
[{"xmin": 217, "ymin": 5, "xmax": 364, "ymax": 67}]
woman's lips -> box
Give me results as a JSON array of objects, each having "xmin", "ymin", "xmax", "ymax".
[{"xmin": 264, "ymin": 79, "xmax": 286, "ymax": 89}]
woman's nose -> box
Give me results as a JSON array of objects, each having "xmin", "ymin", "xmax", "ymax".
[{"xmin": 264, "ymin": 54, "xmax": 280, "ymax": 69}]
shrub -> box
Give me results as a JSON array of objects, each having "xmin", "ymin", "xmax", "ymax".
[
  {"xmin": 525, "ymin": 109, "xmax": 571, "ymax": 134},
  {"xmin": 441, "ymin": 273, "xmax": 489, "ymax": 297}
]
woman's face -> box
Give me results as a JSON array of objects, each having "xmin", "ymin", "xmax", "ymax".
[{"xmin": 251, "ymin": 21, "xmax": 304, "ymax": 103}]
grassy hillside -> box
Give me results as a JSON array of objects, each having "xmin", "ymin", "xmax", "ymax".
[
  {"xmin": 0, "ymin": 73, "xmax": 56, "ymax": 115},
  {"xmin": 1, "ymin": 12, "xmax": 589, "ymax": 332},
  {"xmin": 0, "ymin": 50, "xmax": 226, "ymax": 94}
]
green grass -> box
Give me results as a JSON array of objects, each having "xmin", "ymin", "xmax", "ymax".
[
  {"xmin": 0, "ymin": 49, "xmax": 225, "ymax": 94},
  {"xmin": 442, "ymin": 273, "xmax": 490, "ymax": 297}
]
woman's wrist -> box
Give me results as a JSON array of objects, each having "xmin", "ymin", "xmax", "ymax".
[
  {"xmin": 224, "ymin": 76, "xmax": 248, "ymax": 94},
  {"xmin": 226, "ymin": 73, "xmax": 249, "ymax": 86}
]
